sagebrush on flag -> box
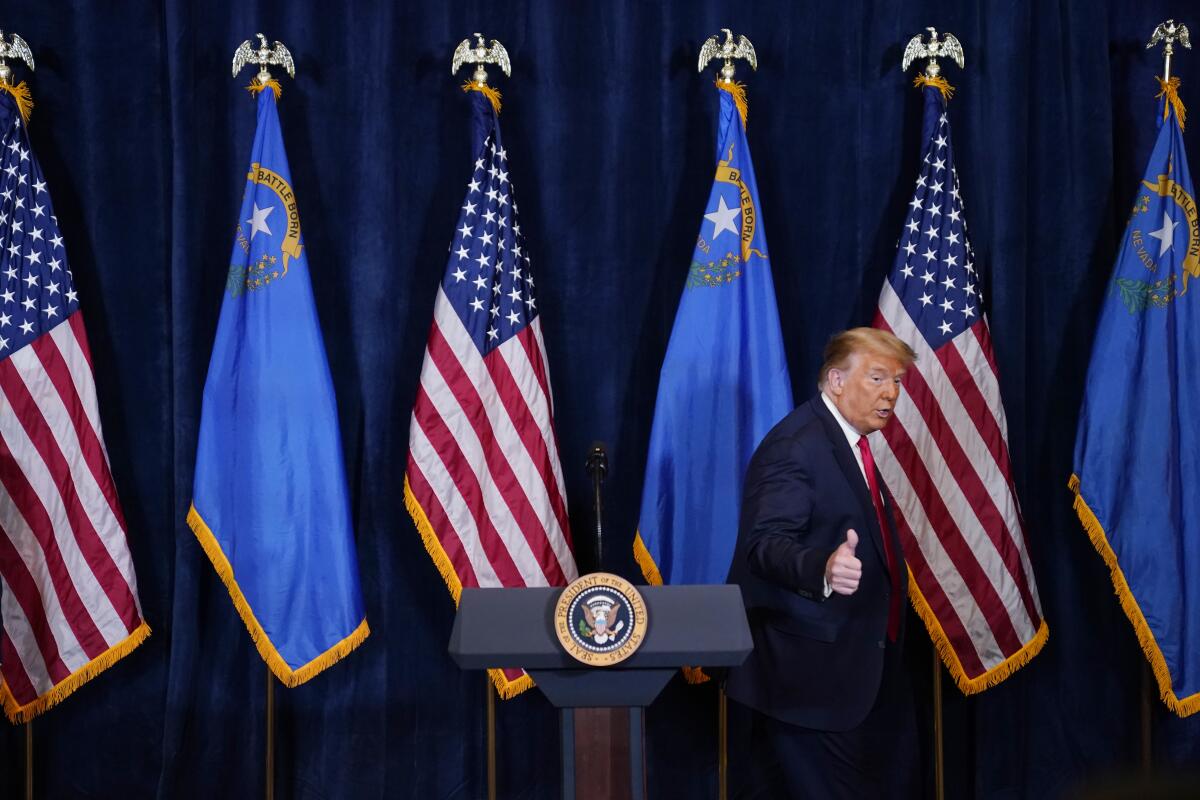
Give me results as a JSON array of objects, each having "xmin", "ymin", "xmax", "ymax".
[
  {"xmin": 633, "ymin": 80, "xmax": 792, "ymax": 599},
  {"xmin": 1071, "ymin": 77, "xmax": 1200, "ymax": 717},
  {"xmin": 189, "ymin": 80, "xmax": 368, "ymax": 686}
]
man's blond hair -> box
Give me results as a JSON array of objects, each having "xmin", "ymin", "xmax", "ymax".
[{"xmin": 817, "ymin": 327, "xmax": 916, "ymax": 388}]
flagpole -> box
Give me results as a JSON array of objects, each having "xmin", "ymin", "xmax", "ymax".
[
  {"xmin": 265, "ymin": 667, "xmax": 275, "ymax": 800},
  {"xmin": 0, "ymin": 43, "xmax": 33, "ymax": 800},
  {"xmin": 1141, "ymin": 662, "xmax": 1153, "ymax": 771},
  {"xmin": 1140, "ymin": 22, "xmax": 1185, "ymax": 778},
  {"xmin": 1147, "ymin": 19, "xmax": 1192, "ymax": 90},
  {"xmin": 933, "ymin": 650, "xmax": 944, "ymax": 800},
  {"xmin": 24, "ymin": 720, "xmax": 32, "ymax": 800},
  {"xmin": 898, "ymin": 29, "xmax": 964, "ymax": 800},
  {"xmin": 487, "ymin": 676, "xmax": 497, "ymax": 800},
  {"xmin": 718, "ymin": 685, "xmax": 728, "ymax": 800}
]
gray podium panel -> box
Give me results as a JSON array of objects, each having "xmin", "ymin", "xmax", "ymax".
[{"xmin": 448, "ymin": 583, "xmax": 752, "ymax": 680}]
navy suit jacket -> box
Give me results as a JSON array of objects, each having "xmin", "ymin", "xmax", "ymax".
[{"xmin": 726, "ymin": 393, "xmax": 907, "ymax": 732}]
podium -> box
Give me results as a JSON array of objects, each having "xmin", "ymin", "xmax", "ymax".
[{"xmin": 449, "ymin": 583, "xmax": 752, "ymax": 800}]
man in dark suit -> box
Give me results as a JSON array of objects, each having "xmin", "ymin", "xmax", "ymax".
[{"xmin": 728, "ymin": 327, "xmax": 919, "ymax": 799}]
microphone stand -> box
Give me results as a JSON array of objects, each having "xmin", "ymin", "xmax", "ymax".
[{"xmin": 585, "ymin": 443, "xmax": 607, "ymax": 573}]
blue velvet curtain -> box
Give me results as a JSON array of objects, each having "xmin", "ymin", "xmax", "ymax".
[{"xmin": 0, "ymin": 1, "xmax": 1197, "ymax": 797}]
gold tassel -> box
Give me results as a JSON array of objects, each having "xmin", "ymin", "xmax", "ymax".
[
  {"xmin": 913, "ymin": 74, "xmax": 955, "ymax": 102},
  {"xmin": 0, "ymin": 81, "xmax": 34, "ymax": 123},
  {"xmin": 246, "ymin": 77, "xmax": 283, "ymax": 99},
  {"xmin": 1068, "ymin": 475, "xmax": 1200, "ymax": 717},
  {"xmin": 462, "ymin": 81, "xmax": 503, "ymax": 115},
  {"xmin": 1156, "ymin": 76, "xmax": 1187, "ymax": 131},
  {"xmin": 716, "ymin": 79, "xmax": 748, "ymax": 127}
]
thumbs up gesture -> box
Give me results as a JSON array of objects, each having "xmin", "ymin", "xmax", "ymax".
[{"xmin": 825, "ymin": 529, "xmax": 862, "ymax": 596}]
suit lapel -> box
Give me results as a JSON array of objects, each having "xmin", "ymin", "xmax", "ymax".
[{"xmin": 809, "ymin": 396, "xmax": 890, "ymax": 571}]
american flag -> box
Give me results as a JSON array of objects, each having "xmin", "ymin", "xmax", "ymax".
[
  {"xmin": 870, "ymin": 87, "xmax": 1046, "ymax": 692},
  {"xmin": 404, "ymin": 90, "xmax": 577, "ymax": 698},
  {"xmin": 0, "ymin": 98, "xmax": 147, "ymax": 721}
]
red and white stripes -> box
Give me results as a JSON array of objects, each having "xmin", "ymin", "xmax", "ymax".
[
  {"xmin": 406, "ymin": 289, "xmax": 576, "ymax": 694},
  {"xmin": 873, "ymin": 281, "xmax": 1044, "ymax": 690},
  {"xmin": 0, "ymin": 312, "xmax": 147, "ymax": 719}
]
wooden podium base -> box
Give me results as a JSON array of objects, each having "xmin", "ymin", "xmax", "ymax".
[{"xmin": 562, "ymin": 707, "xmax": 645, "ymax": 800}]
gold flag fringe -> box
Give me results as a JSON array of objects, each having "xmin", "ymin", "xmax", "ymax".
[
  {"xmin": 0, "ymin": 81, "xmax": 33, "ymax": 123},
  {"xmin": 246, "ymin": 78, "xmax": 283, "ymax": 99},
  {"xmin": 913, "ymin": 74, "xmax": 955, "ymax": 102},
  {"xmin": 187, "ymin": 504, "xmax": 370, "ymax": 687},
  {"xmin": 488, "ymin": 667, "xmax": 534, "ymax": 699},
  {"xmin": 462, "ymin": 81, "xmax": 503, "ymax": 115},
  {"xmin": 1156, "ymin": 76, "xmax": 1187, "ymax": 132},
  {"xmin": 633, "ymin": 532, "xmax": 711, "ymax": 683},
  {"xmin": 632, "ymin": 531, "xmax": 664, "ymax": 587},
  {"xmin": 2, "ymin": 620, "xmax": 150, "ymax": 722},
  {"xmin": 908, "ymin": 568, "xmax": 1048, "ymax": 694},
  {"xmin": 716, "ymin": 79, "xmax": 748, "ymax": 127},
  {"xmin": 404, "ymin": 475, "xmax": 465, "ymax": 604},
  {"xmin": 1068, "ymin": 475, "xmax": 1200, "ymax": 717},
  {"xmin": 643, "ymin": 528, "xmax": 1045, "ymax": 690},
  {"xmin": 404, "ymin": 476, "xmax": 535, "ymax": 700}
]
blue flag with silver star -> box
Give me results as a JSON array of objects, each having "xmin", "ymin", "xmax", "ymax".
[
  {"xmin": 1071, "ymin": 80, "xmax": 1200, "ymax": 716},
  {"xmin": 634, "ymin": 83, "xmax": 793, "ymax": 590},
  {"xmin": 188, "ymin": 86, "xmax": 368, "ymax": 685}
]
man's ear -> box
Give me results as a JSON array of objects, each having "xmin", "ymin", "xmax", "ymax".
[{"xmin": 827, "ymin": 369, "xmax": 844, "ymax": 396}]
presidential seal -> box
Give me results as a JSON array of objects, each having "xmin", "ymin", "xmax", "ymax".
[{"xmin": 554, "ymin": 573, "xmax": 648, "ymax": 667}]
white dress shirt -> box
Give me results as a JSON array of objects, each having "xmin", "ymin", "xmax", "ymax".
[
  {"xmin": 818, "ymin": 391, "xmax": 872, "ymax": 598},
  {"xmin": 821, "ymin": 391, "xmax": 869, "ymax": 486}
]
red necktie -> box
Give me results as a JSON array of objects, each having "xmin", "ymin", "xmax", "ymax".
[{"xmin": 857, "ymin": 435, "xmax": 902, "ymax": 642}]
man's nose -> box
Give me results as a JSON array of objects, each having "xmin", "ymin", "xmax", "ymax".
[{"xmin": 882, "ymin": 382, "xmax": 899, "ymax": 401}]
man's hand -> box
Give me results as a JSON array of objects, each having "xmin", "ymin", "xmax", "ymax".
[{"xmin": 824, "ymin": 529, "xmax": 862, "ymax": 596}]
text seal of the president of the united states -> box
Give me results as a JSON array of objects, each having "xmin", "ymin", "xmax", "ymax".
[{"xmin": 554, "ymin": 572, "xmax": 648, "ymax": 666}]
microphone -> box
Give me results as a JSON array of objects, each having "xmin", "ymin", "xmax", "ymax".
[
  {"xmin": 585, "ymin": 442, "xmax": 607, "ymax": 572},
  {"xmin": 585, "ymin": 442, "xmax": 608, "ymax": 482}
]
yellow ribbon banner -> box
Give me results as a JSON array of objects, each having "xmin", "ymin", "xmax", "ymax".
[{"xmin": 247, "ymin": 162, "xmax": 304, "ymax": 269}]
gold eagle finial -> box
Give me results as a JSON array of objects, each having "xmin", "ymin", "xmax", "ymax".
[
  {"xmin": 451, "ymin": 34, "xmax": 511, "ymax": 87},
  {"xmin": 1147, "ymin": 19, "xmax": 1191, "ymax": 82},
  {"xmin": 231, "ymin": 33, "xmax": 296, "ymax": 84},
  {"xmin": 902, "ymin": 27, "xmax": 965, "ymax": 79},
  {"xmin": 0, "ymin": 30, "xmax": 34, "ymax": 87},
  {"xmin": 698, "ymin": 28, "xmax": 758, "ymax": 83}
]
